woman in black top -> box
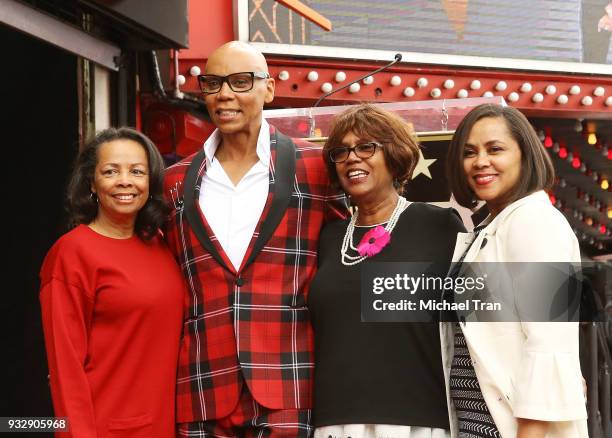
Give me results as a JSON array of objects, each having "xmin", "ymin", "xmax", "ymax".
[{"xmin": 309, "ymin": 104, "xmax": 465, "ymax": 438}]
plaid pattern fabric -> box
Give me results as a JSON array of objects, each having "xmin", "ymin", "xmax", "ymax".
[
  {"xmin": 176, "ymin": 385, "xmax": 313, "ymax": 438},
  {"xmin": 164, "ymin": 125, "xmax": 348, "ymax": 423}
]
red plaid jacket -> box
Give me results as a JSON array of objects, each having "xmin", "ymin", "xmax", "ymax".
[{"xmin": 164, "ymin": 125, "xmax": 348, "ymax": 423}]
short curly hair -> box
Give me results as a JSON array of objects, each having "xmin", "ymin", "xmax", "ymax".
[
  {"xmin": 323, "ymin": 103, "xmax": 420, "ymax": 193},
  {"xmin": 446, "ymin": 104, "xmax": 554, "ymax": 209},
  {"xmin": 66, "ymin": 127, "xmax": 168, "ymax": 240}
]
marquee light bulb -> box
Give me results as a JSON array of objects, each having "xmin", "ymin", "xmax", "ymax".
[{"xmin": 544, "ymin": 136, "xmax": 553, "ymax": 148}]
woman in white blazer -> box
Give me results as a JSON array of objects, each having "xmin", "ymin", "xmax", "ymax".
[{"xmin": 442, "ymin": 104, "xmax": 588, "ymax": 438}]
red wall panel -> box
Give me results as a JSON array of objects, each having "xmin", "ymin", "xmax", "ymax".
[{"xmin": 181, "ymin": 0, "xmax": 234, "ymax": 59}]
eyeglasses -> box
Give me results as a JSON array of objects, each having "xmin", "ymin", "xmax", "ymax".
[
  {"xmin": 327, "ymin": 142, "xmax": 382, "ymax": 163},
  {"xmin": 197, "ymin": 71, "xmax": 270, "ymax": 94}
]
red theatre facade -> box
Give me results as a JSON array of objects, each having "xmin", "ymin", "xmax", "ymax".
[{"xmin": 144, "ymin": 0, "xmax": 612, "ymax": 258}]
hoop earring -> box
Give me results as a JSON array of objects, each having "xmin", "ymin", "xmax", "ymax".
[{"xmin": 90, "ymin": 192, "xmax": 98, "ymax": 204}]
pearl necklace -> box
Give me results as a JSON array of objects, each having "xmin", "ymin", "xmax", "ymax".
[{"xmin": 341, "ymin": 196, "xmax": 409, "ymax": 266}]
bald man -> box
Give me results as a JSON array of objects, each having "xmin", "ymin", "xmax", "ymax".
[{"xmin": 163, "ymin": 41, "xmax": 348, "ymax": 437}]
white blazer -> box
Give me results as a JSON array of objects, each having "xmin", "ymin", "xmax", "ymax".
[{"xmin": 440, "ymin": 191, "xmax": 588, "ymax": 438}]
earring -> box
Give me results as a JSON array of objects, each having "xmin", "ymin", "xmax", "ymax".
[{"xmin": 90, "ymin": 192, "xmax": 98, "ymax": 204}]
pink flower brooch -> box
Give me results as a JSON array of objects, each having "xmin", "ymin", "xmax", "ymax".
[{"xmin": 356, "ymin": 225, "xmax": 391, "ymax": 257}]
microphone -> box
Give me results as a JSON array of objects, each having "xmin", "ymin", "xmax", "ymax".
[{"xmin": 309, "ymin": 53, "xmax": 403, "ymax": 137}]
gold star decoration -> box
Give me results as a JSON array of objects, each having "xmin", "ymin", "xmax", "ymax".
[{"xmin": 411, "ymin": 149, "xmax": 437, "ymax": 180}]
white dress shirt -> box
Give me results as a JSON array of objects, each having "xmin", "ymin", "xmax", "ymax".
[{"xmin": 199, "ymin": 118, "xmax": 270, "ymax": 271}]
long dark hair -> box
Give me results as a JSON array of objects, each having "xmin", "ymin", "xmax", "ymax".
[
  {"xmin": 446, "ymin": 104, "xmax": 554, "ymax": 209},
  {"xmin": 67, "ymin": 127, "xmax": 168, "ymax": 240}
]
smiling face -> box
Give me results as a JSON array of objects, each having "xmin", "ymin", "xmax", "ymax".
[
  {"xmin": 203, "ymin": 43, "xmax": 275, "ymax": 142},
  {"xmin": 463, "ymin": 116, "xmax": 522, "ymax": 216},
  {"xmin": 334, "ymin": 131, "xmax": 396, "ymax": 205},
  {"xmin": 91, "ymin": 139, "xmax": 149, "ymax": 227}
]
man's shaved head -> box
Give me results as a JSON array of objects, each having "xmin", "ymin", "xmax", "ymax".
[{"xmin": 205, "ymin": 41, "xmax": 269, "ymax": 75}]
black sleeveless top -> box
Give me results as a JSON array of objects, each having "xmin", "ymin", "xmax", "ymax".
[{"xmin": 308, "ymin": 203, "xmax": 465, "ymax": 428}]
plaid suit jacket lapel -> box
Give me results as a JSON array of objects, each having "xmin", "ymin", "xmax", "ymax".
[
  {"xmin": 241, "ymin": 128, "xmax": 296, "ymax": 270},
  {"xmin": 183, "ymin": 127, "xmax": 296, "ymax": 274},
  {"xmin": 183, "ymin": 149, "xmax": 234, "ymax": 273}
]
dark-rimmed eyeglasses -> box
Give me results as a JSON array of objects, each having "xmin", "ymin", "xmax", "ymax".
[
  {"xmin": 327, "ymin": 142, "xmax": 382, "ymax": 163},
  {"xmin": 197, "ymin": 71, "xmax": 270, "ymax": 94}
]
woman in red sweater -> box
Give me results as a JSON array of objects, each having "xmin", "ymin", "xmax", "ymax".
[{"xmin": 40, "ymin": 128, "xmax": 184, "ymax": 437}]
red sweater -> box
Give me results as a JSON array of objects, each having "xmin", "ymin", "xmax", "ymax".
[{"xmin": 40, "ymin": 225, "xmax": 184, "ymax": 437}]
